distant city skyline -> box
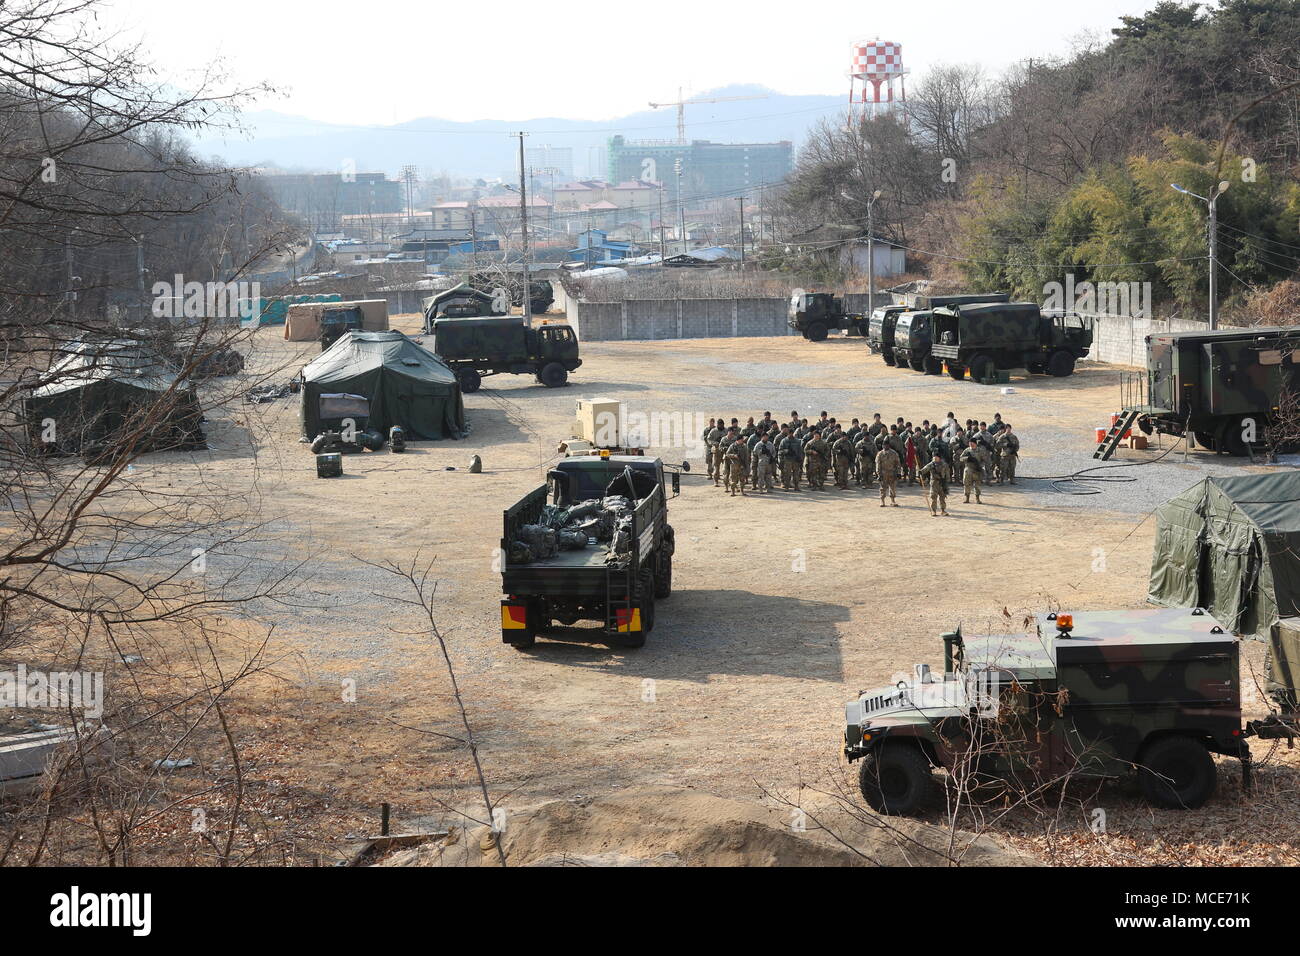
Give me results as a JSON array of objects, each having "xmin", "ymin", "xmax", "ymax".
[{"xmin": 106, "ymin": 0, "xmax": 1164, "ymax": 128}]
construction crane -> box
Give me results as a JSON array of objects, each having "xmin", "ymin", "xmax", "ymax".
[{"xmin": 648, "ymin": 89, "xmax": 770, "ymax": 144}]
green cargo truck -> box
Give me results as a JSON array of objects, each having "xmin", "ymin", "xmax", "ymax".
[
  {"xmin": 500, "ymin": 454, "xmax": 678, "ymax": 650},
  {"xmin": 427, "ymin": 313, "xmax": 581, "ymax": 393},
  {"xmin": 929, "ymin": 302, "xmax": 1093, "ymax": 381},
  {"xmin": 1124, "ymin": 326, "xmax": 1300, "ymax": 456},
  {"xmin": 843, "ymin": 608, "xmax": 1261, "ymax": 815},
  {"xmin": 870, "ymin": 294, "xmax": 1008, "ymax": 367}
]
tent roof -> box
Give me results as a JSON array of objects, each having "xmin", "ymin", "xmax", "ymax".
[
  {"xmin": 301, "ymin": 331, "xmax": 456, "ymax": 387},
  {"xmin": 30, "ymin": 338, "xmax": 178, "ymax": 398},
  {"xmin": 1194, "ymin": 473, "xmax": 1300, "ymax": 536}
]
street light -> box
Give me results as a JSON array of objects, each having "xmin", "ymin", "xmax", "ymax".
[
  {"xmin": 842, "ymin": 188, "xmax": 884, "ymax": 307},
  {"xmin": 1171, "ymin": 180, "xmax": 1231, "ymax": 330}
]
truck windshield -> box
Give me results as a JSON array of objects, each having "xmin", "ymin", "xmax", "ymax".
[{"xmin": 560, "ymin": 462, "xmax": 658, "ymax": 503}]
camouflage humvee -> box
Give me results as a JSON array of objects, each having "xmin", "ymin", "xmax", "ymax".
[
  {"xmin": 1132, "ymin": 326, "xmax": 1300, "ymax": 456},
  {"xmin": 843, "ymin": 608, "xmax": 1250, "ymax": 815}
]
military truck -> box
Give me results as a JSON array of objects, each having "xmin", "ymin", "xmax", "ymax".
[
  {"xmin": 1124, "ymin": 326, "xmax": 1300, "ymax": 457},
  {"xmin": 929, "ymin": 302, "xmax": 1094, "ymax": 382},
  {"xmin": 467, "ymin": 272, "xmax": 555, "ymax": 316},
  {"xmin": 865, "ymin": 305, "xmax": 909, "ymax": 364},
  {"xmin": 843, "ymin": 608, "xmax": 1258, "ymax": 815},
  {"xmin": 787, "ymin": 292, "xmax": 870, "ymax": 341},
  {"xmin": 500, "ymin": 453, "xmax": 678, "ymax": 650},
  {"xmin": 891, "ymin": 310, "xmax": 943, "ymax": 374},
  {"xmin": 319, "ymin": 306, "xmax": 364, "ymax": 350},
  {"xmin": 426, "ymin": 313, "xmax": 581, "ymax": 393}
]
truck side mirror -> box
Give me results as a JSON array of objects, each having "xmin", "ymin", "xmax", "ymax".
[{"xmin": 671, "ymin": 472, "xmax": 680, "ymax": 496}]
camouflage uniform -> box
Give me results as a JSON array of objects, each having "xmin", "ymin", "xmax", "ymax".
[
  {"xmin": 958, "ymin": 446, "xmax": 983, "ymax": 503},
  {"xmin": 753, "ymin": 437, "xmax": 777, "ymax": 493},
  {"xmin": 724, "ymin": 439, "xmax": 750, "ymax": 496},
  {"xmin": 831, "ymin": 434, "xmax": 854, "ymax": 489},
  {"xmin": 706, "ymin": 425, "xmax": 725, "ymax": 484},
  {"xmin": 918, "ymin": 458, "xmax": 952, "ymax": 515},
  {"xmin": 778, "ymin": 433, "xmax": 803, "ymax": 491},
  {"xmin": 854, "ymin": 437, "xmax": 875, "ymax": 487},
  {"xmin": 805, "ymin": 436, "xmax": 830, "ymax": 490},
  {"xmin": 876, "ymin": 446, "xmax": 901, "ymax": 506},
  {"xmin": 996, "ymin": 430, "xmax": 1020, "ymax": 484}
]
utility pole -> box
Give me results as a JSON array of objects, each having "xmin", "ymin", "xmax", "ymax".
[
  {"xmin": 516, "ymin": 132, "xmax": 532, "ymax": 326},
  {"xmin": 674, "ymin": 158, "xmax": 686, "ymax": 256},
  {"xmin": 737, "ymin": 197, "xmax": 746, "ymax": 264},
  {"xmin": 1171, "ymin": 181, "xmax": 1230, "ymax": 330},
  {"xmin": 657, "ymin": 187, "xmax": 666, "ymax": 262}
]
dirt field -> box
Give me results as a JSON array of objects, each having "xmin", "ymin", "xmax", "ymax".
[{"xmin": 92, "ymin": 315, "xmax": 1300, "ymax": 865}]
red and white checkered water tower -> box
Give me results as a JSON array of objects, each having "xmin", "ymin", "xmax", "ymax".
[{"xmin": 848, "ymin": 39, "xmax": 907, "ymax": 119}]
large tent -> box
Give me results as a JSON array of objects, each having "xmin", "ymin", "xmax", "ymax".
[
  {"xmin": 1148, "ymin": 473, "xmax": 1300, "ymax": 640},
  {"xmin": 24, "ymin": 339, "xmax": 204, "ymax": 453},
  {"xmin": 299, "ymin": 331, "xmax": 466, "ymax": 440}
]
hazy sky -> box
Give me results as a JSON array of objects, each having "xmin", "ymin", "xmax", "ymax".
[{"xmin": 104, "ymin": 0, "xmax": 1165, "ymax": 127}]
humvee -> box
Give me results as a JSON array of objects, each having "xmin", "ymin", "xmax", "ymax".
[{"xmin": 843, "ymin": 608, "xmax": 1254, "ymax": 815}]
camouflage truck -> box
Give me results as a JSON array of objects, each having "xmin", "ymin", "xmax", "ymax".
[
  {"xmin": 891, "ymin": 310, "xmax": 943, "ymax": 374},
  {"xmin": 843, "ymin": 608, "xmax": 1258, "ymax": 815},
  {"xmin": 870, "ymin": 294, "xmax": 1009, "ymax": 367},
  {"xmin": 787, "ymin": 292, "xmax": 869, "ymax": 341},
  {"xmin": 500, "ymin": 454, "xmax": 678, "ymax": 650},
  {"xmin": 426, "ymin": 313, "xmax": 581, "ymax": 393},
  {"xmin": 1127, "ymin": 326, "xmax": 1300, "ymax": 456},
  {"xmin": 929, "ymin": 302, "xmax": 1093, "ymax": 382}
]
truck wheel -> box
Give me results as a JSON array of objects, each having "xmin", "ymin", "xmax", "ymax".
[
  {"xmin": 858, "ymin": 742, "xmax": 938, "ymax": 816},
  {"xmin": 1137, "ymin": 736, "xmax": 1217, "ymax": 809},
  {"xmin": 1194, "ymin": 430, "xmax": 1218, "ymax": 451},
  {"xmin": 881, "ymin": 349, "xmax": 896, "ymax": 366},
  {"xmin": 908, "ymin": 355, "xmax": 925, "ymax": 372},
  {"xmin": 923, "ymin": 356, "xmax": 943, "ymax": 376},
  {"xmin": 805, "ymin": 322, "xmax": 829, "ymax": 342},
  {"xmin": 1217, "ymin": 417, "xmax": 1250, "ymax": 457},
  {"xmin": 457, "ymin": 369, "xmax": 481, "ymax": 393},
  {"xmin": 969, "ymin": 354, "xmax": 995, "ymax": 383},
  {"xmin": 539, "ymin": 362, "xmax": 568, "ymax": 388},
  {"xmin": 1047, "ymin": 350, "xmax": 1075, "ymax": 377},
  {"xmin": 947, "ymin": 363, "xmax": 966, "ymax": 381},
  {"xmin": 654, "ymin": 550, "xmax": 672, "ymax": 599},
  {"xmin": 1026, "ymin": 361, "xmax": 1045, "ymax": 374}
]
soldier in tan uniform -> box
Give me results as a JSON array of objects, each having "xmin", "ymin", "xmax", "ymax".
[
  {"xmin": 875, "ymin": 442, "xmax": 901, "ymax": 507},
  {"xmin": 918, "ymin": 453, "xmax": 953, "ymax": 516}
]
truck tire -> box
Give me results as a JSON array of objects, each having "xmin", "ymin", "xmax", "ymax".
[
  {"xmin": 858, "ymin": 742, "xmax": 938, "ymax": 816},
  {"xmin": 1137, "ymin": 736, "xmax": 1216, "ymax": 809},
  {"xmin": 654, "ymin": 550, "xmax": 672, "ymax": 599},
  {"xmin": 805, "ymin": 322, "xmax": 829, "ymax": 342},
  {"xmin": 1217, "ymin": 417, "xmax": 1250, "ymax": 457},
  {"xmin": 923, "ymin": 356, "xmax": 943, "ymax": 376},
  {"xmin": 539, "ymin": 362, "xmax": 568, "ymax": 388},
  {"xmin": 969, "ymin": 353, "xmax": 995, "ymax": 383},
  {"xmin": 881, "ymin": 349, "xmax": 896, "ymax": 366},
  {"xmin": 908, "ymin": 355, "xmax": 925, "ymax": 372},
  {"xmin": 947, "ymin": 363, "xmax": 966, "ymax": 381},
  {"xmin": 1194, "ymin": 430, "xmax": 1218, "ymax": 452},
  {"xmin": 1026, "ymin": 361, "xmax": 1045, "ymax": 374},
  {"xmin": 1047, "ymin": 350, "xmax": 1075, "ymax": 377},
  {"xmin": 457, "ymin": 369, "xmax": 481, "ymax": 393}
]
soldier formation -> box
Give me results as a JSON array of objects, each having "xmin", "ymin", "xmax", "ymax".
[{"xmin": 702, "ymin": 410, "xmax": 1021, "ymax": 516}]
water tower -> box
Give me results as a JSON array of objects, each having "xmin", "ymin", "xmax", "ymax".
[{"xmin": 848, "ymin": 40, "xmax": 906, "ymax": 120}]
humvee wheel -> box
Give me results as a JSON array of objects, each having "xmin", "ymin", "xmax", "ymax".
[
  {"xmin": 457, "ymin": 369, "xmax": 482, "ymax": 393},
  {"xmin": 1137, "ymin": 736, "xmax": 1217, "ymax": 809},
  {"xmin": 539, "ymin": 362, "xmax": 568, "ymax": 388},
  {"xmin": 805, "ymin": 322, "xmax": 829, "ymax": 342},
  {"xmin": 858, "ymin": 742, "xmax": 938, "ymax": 816},
  {"xmin": 1047, "ymin": 350, "xmax": 1076, "ymax": 377},
  {"xmin": 947, "ymin": 363, "xmax": 966, "ymax": 381}
]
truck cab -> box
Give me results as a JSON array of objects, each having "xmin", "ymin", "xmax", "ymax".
[
  {"xmin": 788, "ymin": 292, "xmax": 843, "ymax": 341},
  {"xmin": 891, "ymin": 310, "xmax": 940, "ymax": 373},
  {"xmin": 843, "ymin": 608, "xmax": 1248, "ymax": 815}
]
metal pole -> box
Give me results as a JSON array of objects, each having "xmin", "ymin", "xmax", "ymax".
[
  {"xmin": 867, "ymin": 198, "xmax": 875, "ymax": 308},
  {"xmin": 737, "ymin": 197, "xmax": 745, "ymax": 264},
  {"xmin": 658, "ymin": 187, "xmax": 666, "ymax": 262},
  {"xmin": 1208, "ymin": 191, "xmax": 1218, "ymax": 331},
  {"xmin": 676, "ymin": 162, "xmax": 686, "ymax": 256},
  {"xmin": 517, "ymin": 132, "xmax": 532, "ymax": 326}
]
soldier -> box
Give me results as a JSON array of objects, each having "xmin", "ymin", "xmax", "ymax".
[
  {"xmin": 747, "ymin": 426, "xmax": 766, "ymax": 489},
  {"xmin": 918, "ymin": 453, "xmax": 953, "ymax": 516},
  {"xmin": 706, "ymin": 417, "xmax": 725, "ymax": 484},
  {"xmin": 753, "ymin": 432, "xmax": 777, "ymax": 493},
  {"xmin": 831, "ymin": 430, "xmax": 854, "ymax": 489},
  {"xmin": 724, "ymin": 431, "xmax": 750, "ymax": 496},
  {"xmin": 989, "ymin": 412, "xmax": 1006, "ymax": 436},
  {"xmin": 701, "ymin": 417, "xmax": 716, "ymax": 478},
  {"xmin": 741, "ymin": 416, "xmax": 757, "ymax": 438},
  {"xmin": 876, "ymin": 439, "xmax": 901, "ymax": 506},
  {"xmin": 867, "ymin": 413, "xmax": 885, "ymax": 439},
  {"xmin": 903, "ymin": 428, "xmax": 918, "ymax": 485},
  {"xmin": 805, "ymin": 428, "xmax": 830, "ymax": 490},
  {"xmin": 959, "ymin": 439, "xmax": 983, "ymax": 504},
  {"xmin": 778, "ymin": 425, "xmax": 803, "ymax": 491},
  {"xmin": 996, "ymin": 424, "xmax": 1020, "ymax": 484},
  {"xmin": 788, "ymin": 410, "xmax": 802, "ymax": 431},
  {"xmin": 854, "ymin": 432, "xmax": 875, "ymax": 487}
]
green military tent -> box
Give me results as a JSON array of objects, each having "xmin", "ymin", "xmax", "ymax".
[
  {"xmin": 300, "ymin": 331, "xmax": 466, "ymax": 440},
  {"xmin": 1148, "ymin": 472, "xmax": 1300, "ymax": 640}
]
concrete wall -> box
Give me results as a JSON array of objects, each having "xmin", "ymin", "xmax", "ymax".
[{"xmin": 1087, "ymin": 314, "xmax": 1210, "ymax": 366}]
